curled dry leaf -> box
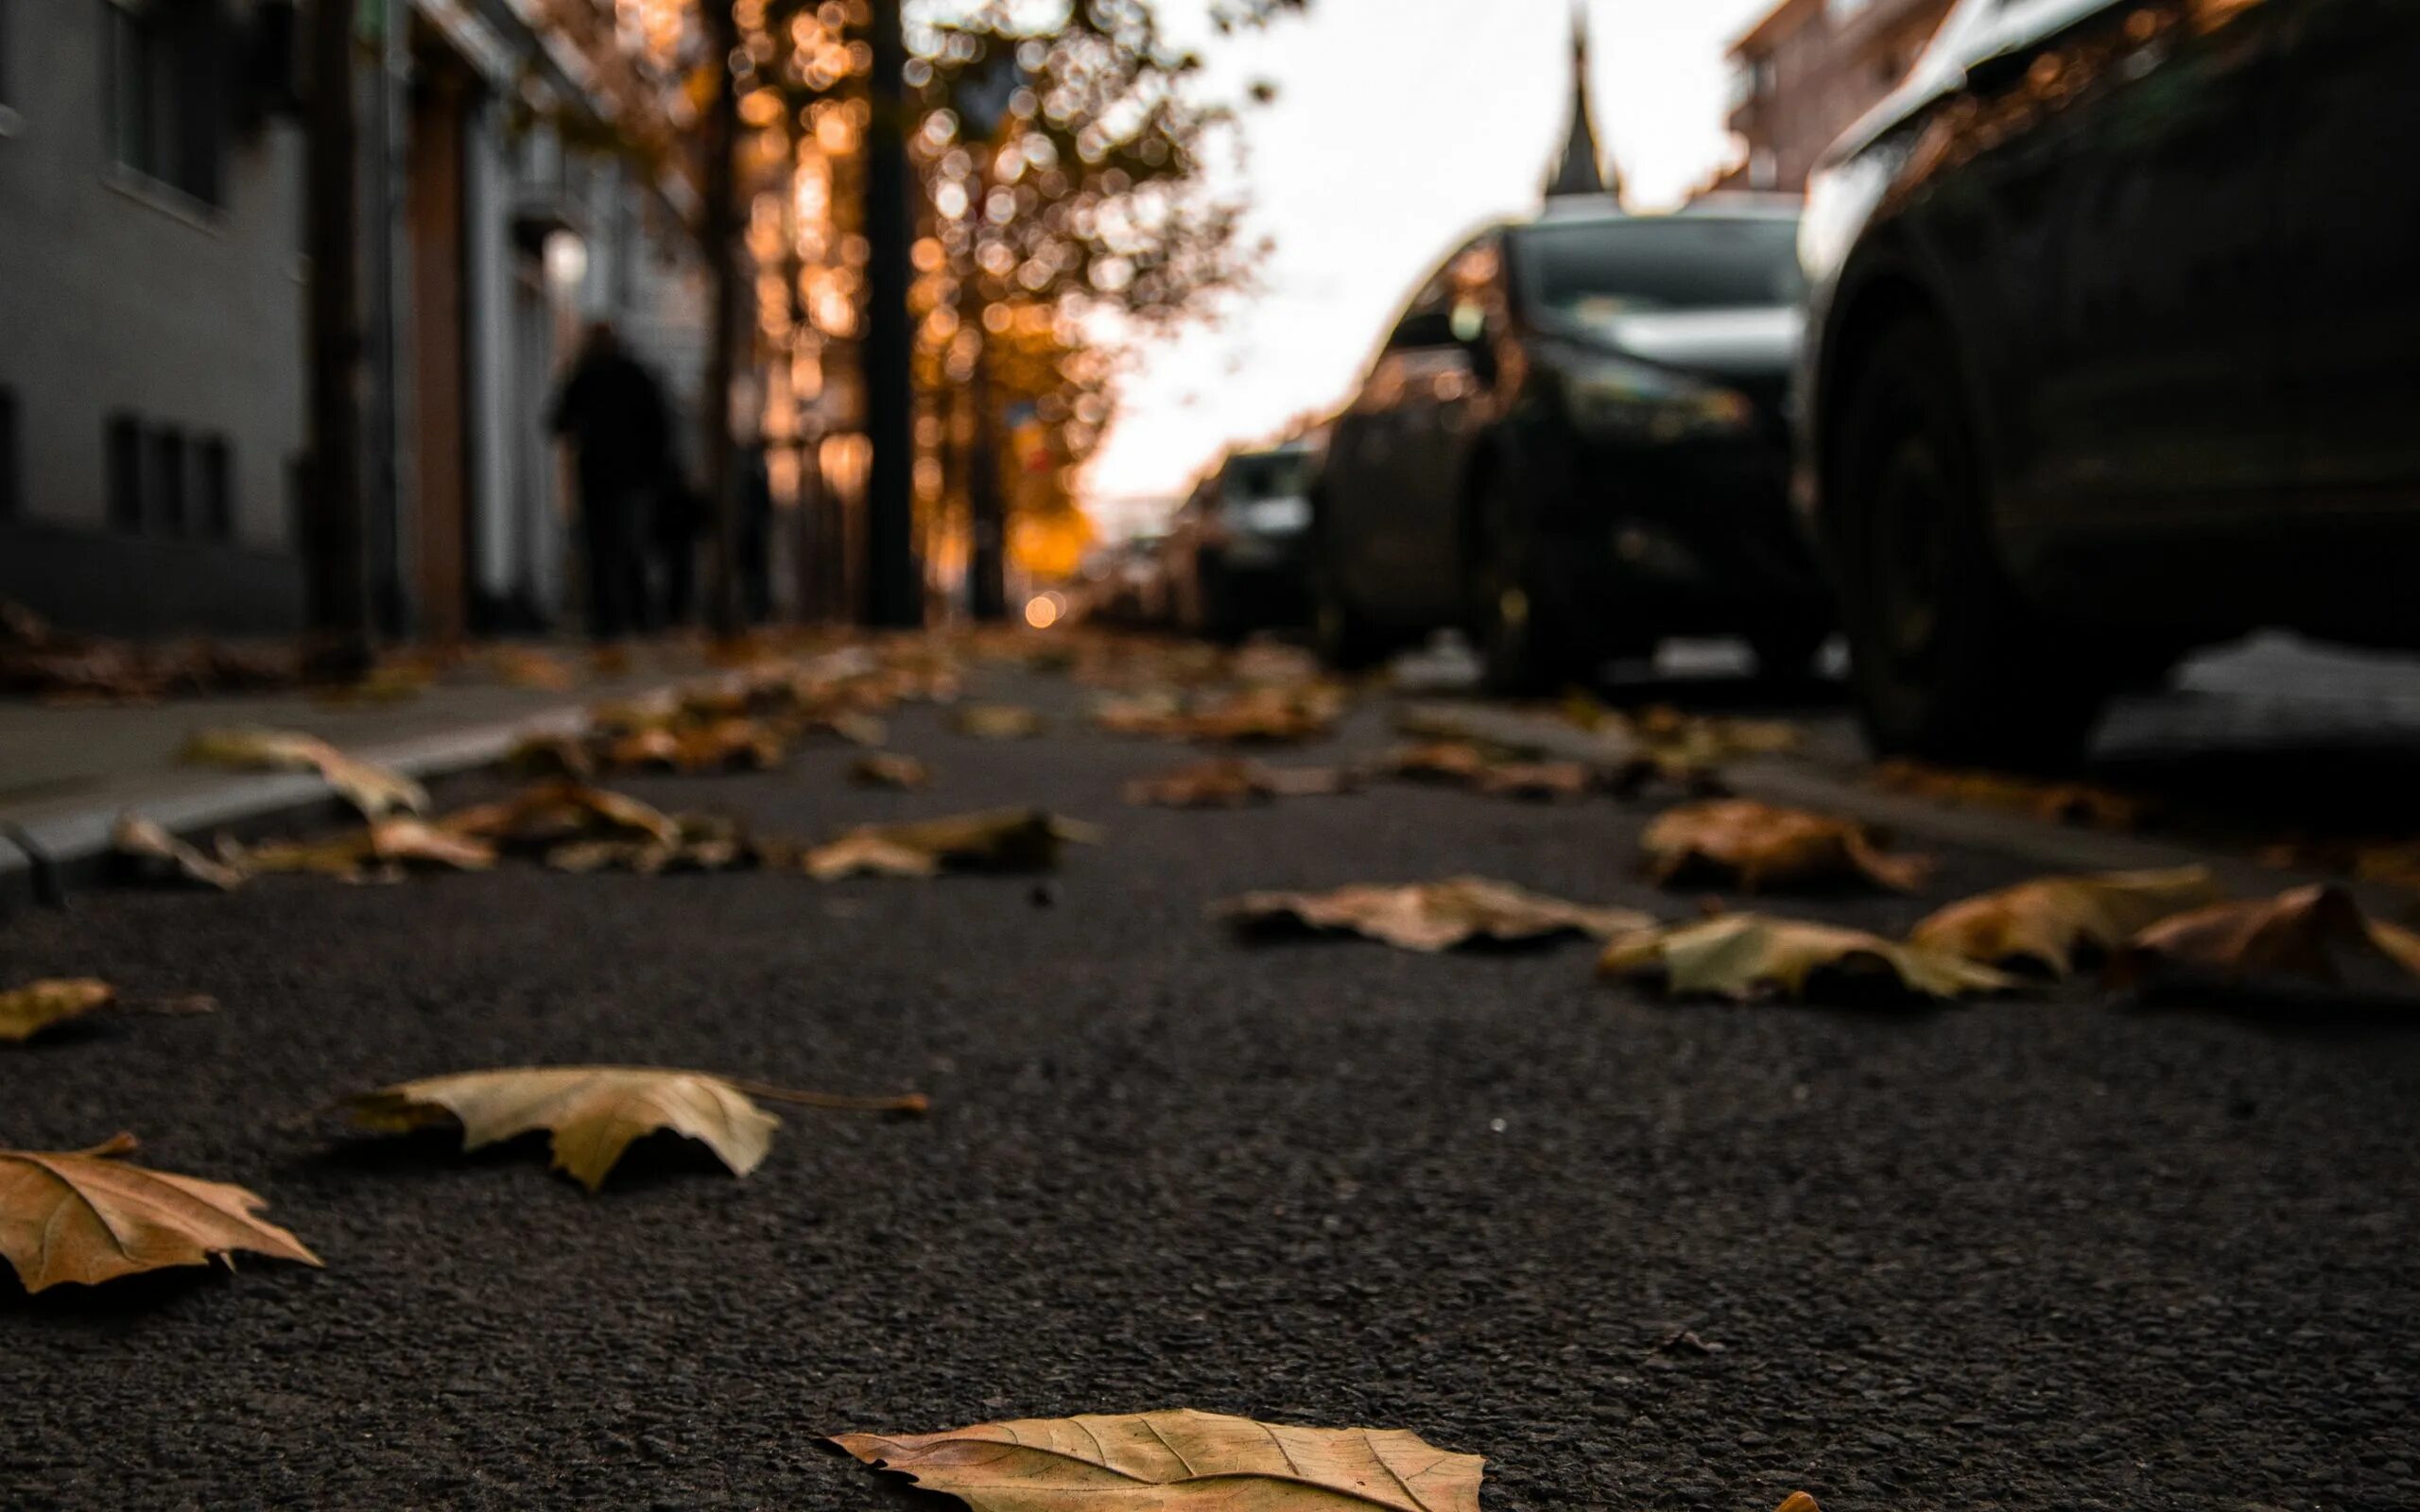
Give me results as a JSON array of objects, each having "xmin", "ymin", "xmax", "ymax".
[
  {"xmin": 804, "ymin": 808, "xmax": 1100, "ymax": 880},
  {"xmin": 441, "ymin": 781, "xmax": 681, "ymax": 850},
  {"xmin": 850, "ymin": 752, "xmax": 934, "ymax": 790},
  {"xmin": 345, "ymin": 1065, "xmax": 925, "ymax": 1191},
  {"xmin": 0, "ymin": 979, "xmax": 116, "ymax": 1043},
  {"xmin": 1599, "ymin": 914, "xmax": 2016, "ymax": 1002},
  {"xmin": 831, "ymin": 1408, "xmax": 1484, "ymax": 1512},
  {"xmin": 182, "ymin": 726, "xmax": 427, "ymax": 819},
  {"xmin": 506, "ymin": 731, "xmax": 596, "ymax": 781},
  {"xmin": 1911, "ymin": 867, "xmax": 2221, "ymax": 975},
  {"xmin": 2108, "ymin": 884, "xmax": 2420, "ymax": 1002},
  {"xmin": 368, "ymin": 817, "xmax": 497, "ymax": 871},
  {"xmin": 1181, "ymin": 683, "xmax": 1345, "ymax": 744},
  {"xmin": 1219, "ymin": 876, "xmax": 1654, "ymax": 954},
  {"xmin": 0, "ymin": 1133, "xmax": 321, "ymax": 1292},
  {"xmin": 545, "ymin": 813, "xmax": 756, "ymax": 875},
  {"xmin": 1642, "ymin": 799, "xmax": 1931, "ymax": 893},
  {"xmin": 112, "ymin": 813, "xmax": 245, "ymax": 891},
  {"xmin": 952, "ymin": 704, "xmax": 1045, "ymax": 740}
]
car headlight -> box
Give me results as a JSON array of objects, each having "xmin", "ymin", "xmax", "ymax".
[{"xmin": 1564, "ymin": 356, "xmax": 1756, "ymax": 444}]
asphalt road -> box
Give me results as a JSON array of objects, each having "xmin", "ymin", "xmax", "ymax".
[{"xmin": 5, "ymin": 660, "xmax": 2418, "ymax": 1511}]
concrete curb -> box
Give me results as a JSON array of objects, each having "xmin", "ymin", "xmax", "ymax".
[
  {"xmin": 0, "ymin": 697, "xmax": 646, "ymax": 918},
  {"xmin": 1399, "ymin": 698, "xmax": 2399, "ymax": 912}
]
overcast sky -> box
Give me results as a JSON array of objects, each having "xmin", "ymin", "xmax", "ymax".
[{"xmin": 1083, "ymin": 0, "xmax": 1777, "ymax": 533}]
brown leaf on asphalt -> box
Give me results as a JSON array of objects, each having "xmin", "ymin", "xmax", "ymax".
[
  {"xmin": 368, "ymin": 817, "xmax": 498, "ymax": 871},
  {"xmin": 1218, "ymin": 876, "xmax": 1654, "ymax": 954},
  {"xmin": 1642, "ymin": 799, "xmax": 1931, "ymax": 893},
  {"xmin": 1123, "ymin": 757, "xmax": 1347, "ymax": 808},
  {"xmin": 2108, "ymin": 884, "xmax": 2420, "ymax": 1002},
  {"xmin": 1376, "ymin": 741, "xmax": 1495, "ymax": 784},
  {"xmin": 231, "ymin": 832, "xmax": 380, "ymax": 878},
  {"xmin": 0, "ymin": 1133, "xmax": 321, "ymax": 1292},
  {"xmin": 1181, "ymin": 683, "xmax": 1345, "ymax": 744},
  {"xmin": 1874, "ymin": 758, "xmax": 2149, "ymax": 832},
  {"xmin": 441, "ymin": 781, "xmax": 682, "ymax": 850},
  {"xmin": 0, "ymin": 979, "xmax": 116, "ymax": 1043},
  {"xmin": 1599, "ymin": 914, "xmax": 2016, "ymax": 1002},
  {"xmin": 1911, "ymin": 867, "xmax": 2221, "ymax": 975},
  {"xmin": 850, "ymin": 752, "xmax": 934, "ymax": 790},
  {"xmin": 112, "ymin": 814, "xmax": 246, "ymax": 891},
  {"xmin": 182, "ymin": 726, "xmax": 428, "ymax": 819},
  {"xmin": 1476, "ymin": 760, "xmax": 1593, "ymax": 801},
  {"xmin": 344, "ymin": 1066, "xmax": 925, "ymax": 1192},
  {"xmin": 486, "ymin": 645, "xmax": 577, "ymax": 691},
  {"xmin": 820, "ymin": 711, "xmax": 890, "ymax": 747},
  {"xmin": 1093, "ymin": 690, "xmax": 1187, "ymax": 736},
  {"xmin": 830, "ymin": 1408, "xmax": 1484, "ymax": 1512},
  {"xmin": 506, "ymin": 731, "xmax": 596, "ymax": 781},
  {"xmin": 545, "ymin": 813, "xmax": 757, "ymax": 876},
  {"xmin": 804, "ymin": 808, "xmax": 1101, "ymax": 880},
  {"xmin": 952, "ymin": 703, "xmax": 1045, "ymax": 740}
]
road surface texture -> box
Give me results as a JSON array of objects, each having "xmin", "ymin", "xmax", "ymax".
[{"xmin": 5, "ymin": 656, "xmax": 2418, "ymax": 1511}]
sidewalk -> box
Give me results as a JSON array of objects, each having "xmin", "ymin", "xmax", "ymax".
[{"xmin": 0, "ymin": 644, "xmax": 705, "ymax": 911}]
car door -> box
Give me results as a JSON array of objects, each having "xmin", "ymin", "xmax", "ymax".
[
  {"xmin": 1328, "ymin": 267, "xmax": 1456, "ymax": 622},
  {"xmin": 2273, "ymin": 0, "xmax": 2420, "ymax": 496},
  {"xmin": 1977, "ymin": 0, "xmax": 2290, "ymax": 578},
  {"xmin": 1392, "ymin": 236, "xmax": 1507, "ymax": 621}
]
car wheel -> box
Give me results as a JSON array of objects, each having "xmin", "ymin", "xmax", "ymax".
[
  {"xmin": 1746, "ymin": 624, "xmax": 1831, "ymax": 687},
  {"xmin": 1836, "ymin": 318, "xmax": 2107, "ymax": 766},
  {"xmin": 1468, "ymin": 464, "xmax": 1593, "ymax": 697},
  {"xmin": 1309, "ymin": 515, "xmax": 1394, "ymax": 672}
]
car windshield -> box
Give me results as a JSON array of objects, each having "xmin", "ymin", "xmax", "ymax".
[
  {"xmin": 1522, "ymin": 216, "xmax": 1805, "ymax": 322},
  {"xmin": 1223, "ymin": 452, "xmax": 1311, "ymax": 502}
]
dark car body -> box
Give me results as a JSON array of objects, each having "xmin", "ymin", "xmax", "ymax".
[
  {"xmin": 1166, "ymin": 442, "xmax": 1318, "ymax": 639},
  {"xmin": 1310, "ymin": 201, "xmax": 1832, "ymax": 689},
  {"xmin": 1801, "ymin": 0, "xmax": 2420, "ymax": 760}
]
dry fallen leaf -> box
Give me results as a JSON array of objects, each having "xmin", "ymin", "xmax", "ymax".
[
  {"xmin": 1476, "ymin": 760, "xmax": 1593, "ymax": 801},
  {"xmin": 1125, "ymin": 759, "xmax": 1352, "ymax": 808},
  {"xmin": 183, "ymin": 726, "xmax": 427, "ymax": 819},
  {"xmin": 1642, "ymin": 799, "xmax": 1931, "ymax": 893},
  {"xmin": 0, "ymin": 979, "xmax": 116, "ymax": 1043},
  {"xmin": 1875, "ymin": 759, "xmax": 2148, "ymax": 832},
  {"xmin": 507, "ymin": 732, "xmax": 596, "ymax": 781},
  {"xmin": 345, "ymin": 1065, "xmax": 925, "ymax": 1191},
  {"xmin": 1599, "ymin": 914, "xmax": 2015, "ymax": 1002},
  {"xmin": 545, "ymin": 813, "xmax": 758, "ymax": 875},
  {"xmin": 850, "ymin": 752, "xmax": 934, "ymax": 790},
  {"xmin": 1911, "ymin": 867, "xmax": 2221, "ymax": 975},
  {"xmin": 953, "ymin": 704, "xmax": 1045, "ymax": 740},
  {"xmin": 831, "ymin": 1408, "xmax": 1484, "ymax": 1512},
  {"xmin": 441, "ymin": 781, "xmax": 682, "ymax": 850},
  {"xmin": 2109, "ymin": 884, "xmax": 2420, "ymax": 1002},
  {"xmin": 1376, "ymin": 741, "xmax": 1496, "ymax": 784},
  {"xmin": 112, "ymin": 814, "xmax": 245, "ymax": 890},
  {"xmin": 1219, "ymin": 877, "xmax": 1654, "ymax": 954},
  {"xmin": 0, "ymin": 1133, "xmax": 321, "ymax": 1292},
  {"xmin": 369, "ymin": 817, "xmax": 498, "ymax": 871},
  {"xmin": 804, "ymin": 808, "xmax": 1100, "ymax": 880}
]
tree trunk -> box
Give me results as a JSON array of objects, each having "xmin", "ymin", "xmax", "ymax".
[
  {"xmin": 860, "ymin": 0, "xmax": 920, "ymax": 627},
  {"xmin": 967, "ymin": 346, "xmax": 1007, "ymax": 621},
  {"xmin": 700, "ymin": 0, "xmax": 744, "ymax": 638},
  {"xmin": 304, "ymin": 0, "xmax": 372, "ymax": 677}
]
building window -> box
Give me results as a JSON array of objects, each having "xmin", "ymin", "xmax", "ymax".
[
  {"xmin": 105, "ymin": 0, "xmax": 226, "ymax": 205},
  {"xmin": 107, "ymin": 414, "xmax": 145, "ymax": 529},
  {"xmin": 198, "ymin": 436, "xmax": 233, "ymax": 540},
  {"xmin": 150, "ymin": 426, "xmax": 187, "ymax": 535},
  {"xmin": 0, "ymin": 389, "xmax": 18, "ymax": 520}
]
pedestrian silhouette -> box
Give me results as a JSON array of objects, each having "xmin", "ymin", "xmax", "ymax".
[{"xmin": 548, "ymin": 322, "xmax": 670, "ymax": 642}]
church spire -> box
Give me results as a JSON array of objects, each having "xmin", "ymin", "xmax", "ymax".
[{"xmin": 1544, "ymin": 6, "xmax": 1622, "ymax": 204}]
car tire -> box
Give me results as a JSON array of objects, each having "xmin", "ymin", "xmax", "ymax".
[
  {"xmin": 1835, "ymin": 318, "xmax": 2107, "ymax": 767},
  {"xmin": 1747, "ymin": 624, "xmax": 1831, "ymax": 687},
  {"xmin": 1310, "ymin": 514, "xmax": 1395, "ymax": 672},
  {"xmin": 1468, "ymin": 463, "xmax": 1594, "ymax": 697}
]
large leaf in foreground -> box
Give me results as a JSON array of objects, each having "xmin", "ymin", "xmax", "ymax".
[
  {"xmin": 344, "ymin": 1066, "xmax": 926, "ymax": 1191},
  {"xmin": 1911, "ymin": 867, "xmax": 2221, "ymax": 974},
  {"xmin": 831, "ymin": 1408, "xmax": 1483, "ymax": 1512},
  {"xmin": 1600, "ymin": 915, "xmax": 2015, "ymax": 1002},
  {"xmin": 2109, "ymin": 884, "xmax": 2420, "ymax": 1001},
  {"xmin": 112, "ymin": 814, "xmax": 246, "ymax": 890},
  {"xmin": 1641, "ymin": 799, "xmax": 1929, "ymax": 893},
  {"xmin": 1219, "ymin": 877, "xmax": 1652, "ymax": 954},
  {"xmin": 0, "ymin": 1134, "xmax": 321, "ymax": 1292},
  {"xmin": 0, "ymin": 979, "xmax": 115, "ymax": 1043}
]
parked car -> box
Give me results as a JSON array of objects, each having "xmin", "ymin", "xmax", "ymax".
[
  {"xmin": 1801, "ymin": 0, "xmax": 2420, "ymax": 764},
  {"xmin": 1075, "ymin": 534, "xmax": 1176, "ymax": 627},
  {"xmin": 1310, "ymin": 198, "xmax": 1831, "ymax": 691},
  {"xmin": 1166, "ymin": 442, "xmax": 1319, "ymax": 641}
]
